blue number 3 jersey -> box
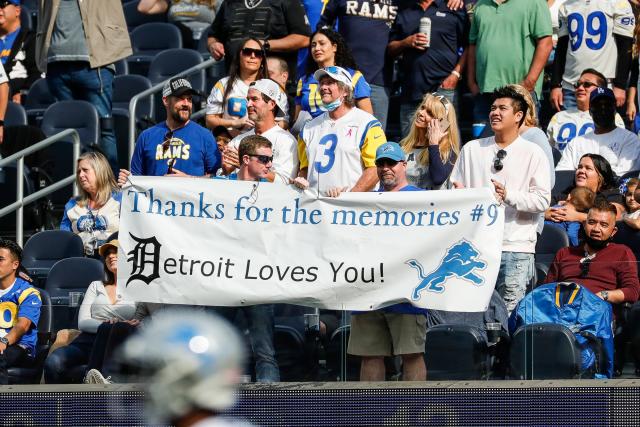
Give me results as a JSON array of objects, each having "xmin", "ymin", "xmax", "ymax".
[
  {"xmin": 0, "ymin": 278, "xmax": 41, "ymax": 357},
  {"xmin": 558, "ymin": 0, "xmax": 634, "ymax": 86}
]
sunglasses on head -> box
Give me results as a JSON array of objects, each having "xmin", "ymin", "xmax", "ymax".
[
  {"xmin": 162, "ymin": 130, "xmax": 176, "ymax": 173},
  {"xmin": 241, "ymin": 47, "xmax": 264, "ymax": 58},
  {"xmin": 493, "ymin": 149, "xmax": 507, "ymax": 172},
  {"xmin": 248, "ymin": 154, "xmax": 273, "ymax": 165},
  {"xmin": 574, "ymin": 81, "xmax": 598, "ymax": 89},
  {"xmin": 579, "ymin": 258, "xmax": 592, "ymax": 278}
]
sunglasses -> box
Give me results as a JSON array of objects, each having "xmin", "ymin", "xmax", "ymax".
[
  {"xmin": 579, "ymin": 258, "xmax": 592, "ymax": 278},
  {"xmin": 248, "ymin": 154, "xmax": 273, "ymax": 165},
  {"xmin": 493, "ymin": 149, "xmax": 507, "ymax": 172},
  {"xmin": 241, "ymin": 47, "xmax": 264, "ymax": 58},
  {"xmin": 574, "ymin": 81, "xmax": 598, "ymax": 89},
  {"xmin": 161, "ymin": 130, "xmax": 176, "ymax": 173},
  {"xmin": 376, "ymin": 159, "xmax": 400, "ymax": 168}
]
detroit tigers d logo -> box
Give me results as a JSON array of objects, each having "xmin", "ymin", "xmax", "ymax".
[
  {"xmin": 126, "ymin": 233, "xmax": 162, "ymax": 286},
  {"xmin": 407, "ymin": 239, "xmax": 487, "ymax": 301}
]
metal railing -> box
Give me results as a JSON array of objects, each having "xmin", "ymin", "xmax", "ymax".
[
  {"xmin": 0, "ymin": 129, "xmax": 80, "ymax": 246},
  {"xmin": 128, "ymin": 57, "xmax": 218, "ymax": 160}
]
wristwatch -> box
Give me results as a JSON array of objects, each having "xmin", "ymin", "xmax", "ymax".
[
  {"xmin": 0, "ymin": 336, "xmax": 9, "ymax": 346},
  {"xmin": 263, "ymin": 40, "xmax": 270, "ymax": 52},
  {"xmin": 601, "ymin": 290, "xmax": 609, "ymax": 301}
]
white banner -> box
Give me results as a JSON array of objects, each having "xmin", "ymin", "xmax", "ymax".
[{"xmin": 117, "ymin": 177, "xmax": 504, "ymax": 312}]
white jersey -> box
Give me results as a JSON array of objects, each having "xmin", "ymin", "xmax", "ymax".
[
  {"xmin": 558, "ymin": 0, "xmax": 634, "ymax": 87},
  {"xmin": 547, "ymin": 109, "xmax": 626, "ymax": 151},
  {"xmin": 556, "ymin": 126, "xmax": 640, "ymax": 176},
  {"xmin": 298, "ymin": 107, "xmax": 386, "ymax": 194},
  {"xmin": 206, "ymin": 76, "xmax": 250, "ymax": 136},
  {"xmin": 229, "ymin": 125, "xmax": 299, "ymax": 184}
]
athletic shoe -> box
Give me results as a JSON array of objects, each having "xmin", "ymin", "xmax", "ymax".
[{"xmin": 84, "ymin": 369, "xmax": 113, "ymax": 384}]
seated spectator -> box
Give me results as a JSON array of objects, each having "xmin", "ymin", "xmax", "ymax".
[
  {"xmin": 61, "ymin": 152, "xmax": 121, "ymax": 257},
  {"xmin": 545, "ymin": 186, "xmax": 596, "ymax": 246},
  {"xmin": 267, "ymin": 55, "xmax": 293, "ymax": 129},
  {"xmin": 0, "ymin": 239, "xmax": 42, "ymax": 385},
  {"xmin": 623, "ymin": 178, "xmax": 640, "ymax": 230},
  {"xmin": 205, "ymin": 38, "xmax": 268, "ymax": 138},
  {"xmin": 44, "ymin": 239, "xmax": 139, "ymax": 384},
  {"xmin": 399, "ymin": 92, "xmax": 460, "ymax": 189},
  {"xmin": 548, "ymin": 69, "xmax": 625, "ymax": 152},
  {"xmin": 137, "ymin": 0, "xmax": 220, "ymax": 49},
  {"xmin": 556, "ymin": 87, "xmax": 640, "ymax": 177},
  {"xmin": 546, "ymin": 153, "xmax": 617, "ymax": 224},
  {"xmin": 294, "ymin": 28, "xmax": 372, "ymax": 127}
]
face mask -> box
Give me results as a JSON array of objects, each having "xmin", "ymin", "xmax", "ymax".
[
  {"xmin": 591, "ymin": 108, "xmax": 615, "ymax": 128},
  {"xmin": 584, "ymin": 234, "xmax": 610, "ymax": 251},
  {"xmin": 323, "ymin": 97, "xmax": 342, "ymax": 112}
]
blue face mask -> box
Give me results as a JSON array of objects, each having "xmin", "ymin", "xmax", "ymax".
[{"xmin": 322, "ymin": 97, "xmax": 342, "ymax": 112}]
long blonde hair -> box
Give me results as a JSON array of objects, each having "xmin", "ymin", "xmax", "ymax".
[
  {"xmin": 400, "ymin": 93, "xmax": 460, "ymax": 167},
  {"xmin": 506, "ymin": 84, "xmax": 538, "ymax": 127},
  {"xmin": 75, "ymin": 151, "xmax": 118, "ymax": 208}
]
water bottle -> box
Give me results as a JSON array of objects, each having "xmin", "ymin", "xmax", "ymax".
[{"xmin": 419, "ymin": 17, "xmax": 431, "ymax": 47}]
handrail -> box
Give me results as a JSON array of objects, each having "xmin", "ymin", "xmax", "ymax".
[
  {"xmin": 0, "ymin": 128, "xmax": 80, "ymax": 246},
  {"xmin": 128, "ymin": 57, "xmax": 218, "ymax": 160}
]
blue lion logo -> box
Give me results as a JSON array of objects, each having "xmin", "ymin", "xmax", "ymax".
[{"xmin": 407, "ymin": 239, "xmax": 487, "ymax": 300}]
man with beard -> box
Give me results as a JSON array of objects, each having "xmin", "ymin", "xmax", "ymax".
[
  {"xmin": 556, "ymin": 87, "xmax": 640, "ymax": 176},
  {"xmin": 119, "ymin": 77, "xmax": 221, "ymax": 181}
]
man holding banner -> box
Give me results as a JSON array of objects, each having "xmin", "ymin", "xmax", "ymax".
[
  {"xmin": 348, "ymin": 142, "xmax": 427, "ymax": 381},
  {"xmin": 450, "ymin": 86, "xmax": 551, "ymax": 312}
]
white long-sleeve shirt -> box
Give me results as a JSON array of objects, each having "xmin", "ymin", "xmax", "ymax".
[
  {"xmin": 450, "ymin": 136, "xmax": 551, "ymax": 253},
  {"xmin": 77, "ymin": 281, "xmax": 137, "ymax": 333}
]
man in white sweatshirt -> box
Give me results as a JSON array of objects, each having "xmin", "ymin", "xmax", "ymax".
[{"xmin": 450, "ymin": 86, "xmax": 551, "ymax": 312}]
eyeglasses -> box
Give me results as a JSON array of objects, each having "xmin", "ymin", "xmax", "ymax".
[
  {"xmin": 162, "ymin": 130, "xmax": 176, "ymax": 173},
  {"xmin": 579, "ymin": 258, "xmax": 592, "ymax": 278},
  {"xmin": 375, "ymin": 159, "xmax": 399, "ymax": 168},
  {"xmin": 574, "ymin": 81, "xmax": 598, "ymax": 89},
  {"xmin": 248, "ymin": 154, "xmax": 273, "ymax": 165},
  {"xmin": 241, "ymin": 47, "xmax": 264, "ymax": 58},
  {"xmin": 493, "ymin": 149, "xmax": 507, "ymax": 171}
]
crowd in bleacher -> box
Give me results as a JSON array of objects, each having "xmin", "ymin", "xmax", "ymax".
[{"xmin": 3, "ymin": 0, "xmax": 640, "ymax": 387}]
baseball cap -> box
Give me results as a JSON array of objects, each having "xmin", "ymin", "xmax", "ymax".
[
  {"xmin": 313, "ymin": 66, "xmax": 352, "ymax": 87},
  {"xmin": 98, "ymin": 239, "xmax": 119, "ymax": 258},
  {"xmin": 589, "ymin": 86, "xmax": 615, "ymax": 104},
  {"xmin": 162, "ymin": 77, "xmax": 199, "ymax": 98},
  {"xmin": 1, "ymin": 1, "xmax": 21, "ymax": 6},
  {"xmin": 249, "ymin": 79, "xmax": 288, "ymax": 118},
  {"xmin": 375, "ymin": 142, "xmax": 405, "ymax": 163}
]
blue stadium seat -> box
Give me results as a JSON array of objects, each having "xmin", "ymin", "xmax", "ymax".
[
  {"xmin": 6, "ymin": 101, "xmax": 27, "ymax": 127},
  {"xmin": 24, "ymin": 78, "xmax": 56, "ymax": 127},
  {"xmin": 552, "ymin": 170, "xmax": 576, "ymax": 199},
  {"xmin": 425, "ymin": 324, "xmax": 491, "ymax": 380},
  {"xmin": 22, "ymin": 230, "xmax": 85, "ymax": 288},
  {"xmin": 123, "ymin": 0, "xmax": 167, "ymax": 30},
  {"xmin": 114, "ymin": 58, "xmax": 129, "ymax": 76},
  {"xmin": 535, "ymin": 224, "xmax": 570, "ymax": 273},
  {"xmin": 128, "ymin": 23, "xmax": 182, "ymax": 76}
]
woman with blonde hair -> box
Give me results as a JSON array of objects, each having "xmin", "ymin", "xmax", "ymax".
[
  {"xmin": 400, "ymin": 93, "xmax": 460, "ymax": 189},
  {"xmin": 60, "ymin": 151, "xmax": 121, "ymax": 257}
]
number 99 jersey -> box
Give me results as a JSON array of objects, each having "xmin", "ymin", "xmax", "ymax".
[
  {"xmin": 298, "ymin": 107, "xmax": 386, "ymax": 194},
  {"xmin": 558, "ymin": 0, "xmax": 634, "ymax": 87}
]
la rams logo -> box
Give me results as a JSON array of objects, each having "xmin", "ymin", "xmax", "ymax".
[{"xmin": 407, "ymin": 239, "xmax": 487, "ymax": 300}]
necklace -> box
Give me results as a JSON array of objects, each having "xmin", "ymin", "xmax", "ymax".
[{"xmin": 244, "ymin": 0, "xmax": 263, "ymax": 9}]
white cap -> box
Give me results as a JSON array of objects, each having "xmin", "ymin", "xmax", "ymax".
[
  {"xmin": 249, "ymin": 79, "xmax": 288, "ymax": 118},
  {"xmin": 313, "ymin": 66, "xmax": 352, "ymax": 87}
]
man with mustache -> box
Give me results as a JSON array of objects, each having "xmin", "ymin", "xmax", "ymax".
[{"xmin": 118, "ymin": 77, "xmax": 221, "ymax": 184}]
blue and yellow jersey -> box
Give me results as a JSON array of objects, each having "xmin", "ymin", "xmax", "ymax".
[
  {"xmin": 0, "ymin": 278, "xmax": 41, "ymax": 357},
  {"xmin": 295, "ymin": 67, "xmax": 371, "ymax": 118}
]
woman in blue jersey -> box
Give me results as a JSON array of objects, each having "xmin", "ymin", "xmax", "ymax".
[
  {"xmin": 294, "ymin": 27, "xmax": 373, "ymax": 124},
  {"xmin": 60, "ymin": 152, "xmax": 121, "ymax": 258}
]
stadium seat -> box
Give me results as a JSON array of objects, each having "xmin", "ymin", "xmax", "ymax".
[
  {"xmin": 19, "ymin": 4, "xmax": 32, "ymax": 31},
  {"xmin": 114, "ymin": 58, "xmax": 129, "ymax": 76},
  {"xmin": 44, "ymin": 257, "xmax": 104, "ymax": 332},
  {"xmin": 0, "ymin": 163, "xmax": 36, "ymax": 239},
  {"xmin": 612, "ymin": 222, "xmax": 640, "ymax": 267},
  {"xmin": 510, "ymin": 323, "xmax": 583, "ymax": 379},
  {"xmin": 8, "ymin": 289, "xmax": 54, "ymax": 384},
  {"xmin": 24, "ymin": 78, "xmax": 56, "ymax": 127},
  {"xmin": 551, "ymin": 146, "xmax": 562, "ymax": 167},
  {"xmin": 424, "ymin": 324, "xmax": 491, "ymax": 380},
  {"xmin": 535, "ymin": 224, "xmax": 570, "ymax": 271},
  {"xmin": 128, "ymin": 23, "xmax": 182, "ymax": 76},
  {"xmin": 6, "ymin": 101, "xmax": 28, "ymax": 127},
  {"xmin": 552, "ymin": 170, "xmax": 576, "ymax": 199},
  {"xmin": 273, "ymin": 304, "xmax": 320, "ymax": 381},
  {"xmin": 123, "ymin": 0, "xmax": 167, "ymax": 31},
  {"xmin": 22, "ymin": 230, "xmax": 85, "ymax": 288}
]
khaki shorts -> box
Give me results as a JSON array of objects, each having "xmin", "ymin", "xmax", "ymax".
[{"xmin": 347, "ymin": 311, "xmax": 426, "ymax": 356}]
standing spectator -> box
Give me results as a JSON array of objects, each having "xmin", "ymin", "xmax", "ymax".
[
  {"xmin": 0, "ymin": 61, "xmax": 10, "ymax": 145},
  {"xmin": 400, "ymin": 92, "xmax": 460, "ymax": 189},
  {"xmin": 466, "ymin": 0, "xmax": 552, "ymax": 130},
  {"xmin": 119, "ymin": 77, "xmax": 221, "ymax": 182},
  {"xmin": 0, "ymin": 239, "xmax": 42, "ymax": 385},
  {"xmin": 348, "ymin": 142, "xmax": 427, "ymax": 381},
  {"xmin": 294, "ymin": 66, "xmax": 386, "ymax": 196},
  {"xmin": 221, "ymin": 79, "xmax": 298, "ymax": 183},
  {"xmin": 267, "ymin": 55, "xmax": 293, "ymax": 128},
  {"xmin": 206, "ymin": 0, "xmax": 311, "ymax": 86},
  {"xmin": 548, "ymin": 69, "xmax": 625, "ymax": 152},
  {"xmin": 0, "ymin": 0, "xmax": 39, "ymax": 104},
  {"xmin": 550, "ymin": 0, "xmax": 634, "ymax": 111},
  {"xmin": 35, "ymin": 0, "xmax": 132, "ymax": 174},
  {"xmin": 450, "ymin": 86, "xmax": 551, "ymax": 312},
  {"xmin": 205, "ymin": 38, "xmax": 268, "ymax": 138},
  {"xmin": 388, "ymin": 0, "xmax": 469, "ymax": 137},
  {"xmin": 137, "ymin": 0, "xmax": 221, "ymax": 49},
  {"xmin": 295, "ymin": 28, "xmax": 373, "ymax": 125},
  {"xmin": 556, "ymin": 87, "xmax": 640, "ymax": 177}
]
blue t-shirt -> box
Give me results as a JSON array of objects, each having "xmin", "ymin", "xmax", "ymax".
[
  {"xmin": 0, "ymin": 28, "xmax": 19, "ymax": 64},
  {"xmin": 297, "ymin": 0, "xmax": 329, "ymax": 78},
  {"xmin": 130, "ymin": 121, "xmax": 221, "ymax": 177},
  {"xmin": 0, "ymin": 278, "xmax": 41, "ymax": 357},
  {"xmin": 296, "ymin": 67, "xmax": 371, "ymax": 118},
  {"xmin": 390, "ymin": 0, "xmax": 469, "ymax": 101}
]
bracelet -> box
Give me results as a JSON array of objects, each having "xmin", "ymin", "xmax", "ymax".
[{"xmin": 450, "ymin": 70, "xmax": 461, "ymax": 79}]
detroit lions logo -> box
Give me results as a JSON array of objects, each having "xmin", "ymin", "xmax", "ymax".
[{"xmin": 407, "ymin": 239, "xmax": 487, "ymax": 300}]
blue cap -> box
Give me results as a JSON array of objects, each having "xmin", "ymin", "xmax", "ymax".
[
  {"xmin": 375, "ymin": 142, "xmax": 405, "ymax": 162},
  {"xmin": 5, "ymin": 0, "xmax": 21, "ymax": 5},
  {"xmin": 590, "ymin": 86, "xmax": 615, "ymax": 104}
]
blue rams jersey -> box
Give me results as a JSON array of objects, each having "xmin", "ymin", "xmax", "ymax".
[
  {"xmin": 297, "ymin": 0, "xmax": 331, "ymax": 77},
  {"xmin": 131, "ymin": 121, "xmax": 221, "ymax": 177},
  {"xmin": 0, "ymin": 278, "xmax": 41, "ymax": 357}
]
